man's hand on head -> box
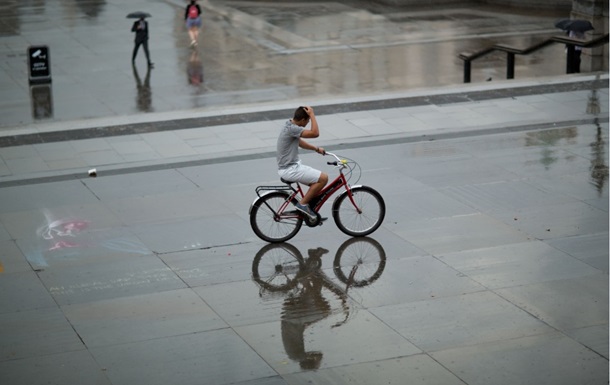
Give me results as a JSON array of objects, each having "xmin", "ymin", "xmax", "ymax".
[{"xmin": 303, "ymin": 106, "xmax": 314, "ymax": 117}]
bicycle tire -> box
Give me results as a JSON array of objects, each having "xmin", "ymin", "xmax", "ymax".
[
  {"xmin": 250, "ymin": 191, "xmax": 303, "ymax": 243},
  {"xmin": 332, "ymin": 186, "xmax": 385, "ymax": 237},
  {"xmin": 333, "ymin": 237, "xmax": 386, "ymax": 287},
  {"xmin": 252, "ymin": 243, "xmax": 304, "ymax": 291}
]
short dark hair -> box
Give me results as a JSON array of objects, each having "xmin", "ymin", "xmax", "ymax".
[{"xmin": 293, "ymin": 106, "xmax": 309, "ymax": 122}]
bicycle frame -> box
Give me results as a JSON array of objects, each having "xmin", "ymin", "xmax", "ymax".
[
  {"xmin": 277, "ymin": 170, "xmax": 360, "ymax": 220},
  {"xmin": 252, "ymin": 152, "xmax": 362, "ymax": 221}
]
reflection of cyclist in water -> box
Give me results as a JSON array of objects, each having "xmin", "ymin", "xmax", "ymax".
[
  {"xmin": 280, "ymin": 247, "xmax": 348, "ymax": 370},
  {"xmin": 252, "ymin": 239, "xmax": 386, "ymax": 371}
]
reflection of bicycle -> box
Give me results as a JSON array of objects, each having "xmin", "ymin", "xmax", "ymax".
[
  {"xmin": 251, "ymin": 238, "xmax": 386, "ymax": 370},
  {"xmin": 252, "ymin": 237, "xmax": 386, "ymax": 293},
  {"xmin": 250, "ymin": 152, "xmax": 386, "ymax": 243}
]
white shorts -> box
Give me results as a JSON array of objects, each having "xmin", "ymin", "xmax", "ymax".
[{"xmin": 278, "ymin": 161, "xmax": 321, "ymax": 185}]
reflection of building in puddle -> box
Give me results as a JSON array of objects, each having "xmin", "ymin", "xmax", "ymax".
[
  {"xmin": 587, "ymin": 89, "xmax": 601, "ymax": 115},
  {"xmin": 589, "ymin": 119, "xmax": 608, "ymax": 195},
  {"xmin": 526, "ymin": 124, "xmax": 608, "ymax": 194},
  {"xmin": 252, "ymin": 239, "xmax": 386, "ymax": 371},
  {"xmin": 74, "ymin": 0, "xmax": 106, "ymax": 18},
  {"xmin": 525, "ymin": 127, "xmax": 577, "ymax": 169},
  {"xmin": 133, "ymin": 64, "xmax": 153, "ymax": 112}
]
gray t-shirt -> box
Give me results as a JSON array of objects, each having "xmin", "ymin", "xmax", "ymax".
[{"xmin": 277, "ymin": 120, "xmax": 304, "ymax": 169}]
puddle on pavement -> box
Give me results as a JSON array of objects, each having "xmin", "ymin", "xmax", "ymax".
[
  {"xmin": 3, "ymin": 1, "xmax": 606, "ymax": 126},
  {"xmin": 251, "ymin": 238, "xmax": 386, "ymax": 370},
  {"xmin": 524, "ymin": 122, "xmax": 609, "ymax": 194}
]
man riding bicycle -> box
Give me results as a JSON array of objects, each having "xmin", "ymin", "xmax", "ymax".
[{"xmin": 277, "ymin": 106, "xmax": 328, "ymax": 219}]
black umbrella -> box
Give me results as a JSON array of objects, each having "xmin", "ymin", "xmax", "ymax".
[
  {"xmin": 555, "ymin": 19, "xmax": 594, "ymax": 32},
  {"xmin": 126, "ymin": 11, "xmax": 151, "ymax": 19}
]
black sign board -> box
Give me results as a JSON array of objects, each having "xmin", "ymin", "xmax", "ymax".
[{"xmin": 28, "ymin": 45, "xmax": 51, "ymax": 83}]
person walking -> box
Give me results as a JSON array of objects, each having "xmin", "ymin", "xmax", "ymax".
[
  {"xmin": 185, "ymin": 0, "xmax": 202, "ymax": 47},
  {"xmin": 131, "ymin": 16, "xmax": 153, "ymax": 67},
  {"xmin": 569, "ymin": 30, "xmax": 585, "ymax": 73}
]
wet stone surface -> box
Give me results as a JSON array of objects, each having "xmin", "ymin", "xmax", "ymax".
[
  {"xmin": 0, "ymin": 0, "xmax": 603, "ymax": 128},
  {"xmin": 0, "ymin": 1, "xmax": 607, "ymax": 384},
  {"xmin": 0, "ymin": 122, "xmax": 607, "ymax": 384}
]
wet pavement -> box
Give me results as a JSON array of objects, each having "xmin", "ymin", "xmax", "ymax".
[
  {"xmin": 0, "ymin": 1, "xmax": 609, "ymax": 385},
  {"xmin": 0, "ymin": 111, "xmax": 608, "ymax": 384},
  {"xmin": 0, "ymin": 0, "xmax": 602, "ymax": 128}
]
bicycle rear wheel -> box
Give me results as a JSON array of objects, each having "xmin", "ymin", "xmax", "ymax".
[
  {"xmin": 252, "ymin": 243, "xmax": 304, "ymax": 291},
  {"xmin": 332, "ymin": 186, "xmax": 385, "ymax": 237},
  {"xmin": 250, "ymin": 191, "xmax": 303, "ymax": 243}
]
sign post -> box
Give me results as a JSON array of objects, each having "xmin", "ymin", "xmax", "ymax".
[{"xmin": 28, "ymin": 45, "xmax": 51, "ymax": 84}]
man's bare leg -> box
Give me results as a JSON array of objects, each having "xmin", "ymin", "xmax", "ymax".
[{"xmin": 300, "ymin": 173, "xmax": 328, "ymax": 206}]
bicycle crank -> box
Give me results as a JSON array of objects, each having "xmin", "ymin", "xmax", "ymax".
[{"xmin": 303, "ymin": 212, "xmax": 325, "ymax": 227}]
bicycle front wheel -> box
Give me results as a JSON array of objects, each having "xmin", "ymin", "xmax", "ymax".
[
  {"xmin": 250, "ymin": 191, "xmax": 303, "ymax": 243},
  {"xmin": 332, "ymin": 186, "xmax": 385, "ymax": 237},
  {"xmin": 333, "ymin": 237, "xmax": 386, "ymax": 287}
]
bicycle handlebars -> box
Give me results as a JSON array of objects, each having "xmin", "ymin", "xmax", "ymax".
[{"xmin": 325, "ymin": 152, "xmax": 348, "ymax": 167}]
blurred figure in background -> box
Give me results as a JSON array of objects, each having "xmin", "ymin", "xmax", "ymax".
[
  {"xmin": 185, "ymin": 0, "xmax": 202, "ymax": 47},
  {"xmin": 131, "ymin": 16, "xmax": 153, "ymax": 67}
]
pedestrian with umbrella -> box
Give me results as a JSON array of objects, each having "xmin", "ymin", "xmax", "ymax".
[
  {"xmin": 128, "ymin": 12, "xmax": 154, "ymax": 68},
  {"xmin": 555, "ymin": 18, "xmax": 594, "ymax": 73}
]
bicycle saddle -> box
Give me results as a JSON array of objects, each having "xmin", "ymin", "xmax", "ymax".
[{"xmin": 280, "ymin": 177, "xmax": 295, "ymax": 184}]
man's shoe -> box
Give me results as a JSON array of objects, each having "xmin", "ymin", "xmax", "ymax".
[{"xmin": 295, "ymin": 203, "xmax": 316, "ymax": 220}]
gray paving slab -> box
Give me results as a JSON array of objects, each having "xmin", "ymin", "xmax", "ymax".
[
  {"xmin": 90, "ymin": 328, "xmax": 277, "ymax": 385},
  {"xmin": 0, "ymin": 180, "xmax": 100, "ymax": 212},
  {"xmin": 0, "ymin": 239, "xmax": 30, "ymax": 272},
  {"xmin": 438, "ymin": 241, "xmax": 602, "ymax": 289},
  {"xmin": 0, "ymin": 351, "xmax": 113, "ymax": 385},
  {"xmin": 0, "ymin": 306, "xmax": 84, "ymax": 361},
  {"xmin": 160, "ymin": 243, "xmax": 261, "ymax": 288},
  {"xmin": 282, "ymin": 354, "xmax": 466, "ymax": 385},
  {"xmin": 371, "ymin": 290, "xmax": 554, "ymax": 352},
  {"xmin": 496, "ymin": 274, "xmax": 609, "ymax": 331},
  {"xmin": 546, "ymin": 232, "xmax": 609, "ymax": 271},
  {"xmin": 430, "ymin": 332, "xmax": 608, "ymax": 385},
  {"xmin": 493, "ymin": 200, "xmax": 608, "ymax": 240},
  {"xmin": 62, "ymin": 288, "xmax": 227, "ymax": 348},
  {"xmin": 82, "ymin": 168, "xmax": 199, "ymax": 200},
  {"xmin": 394, "ymin": 213, "xmax": 531, "ymax": 255},
  {"xmin": 234, "ymin": 311, "xmax": 421, "ymax": 375},
  {"xmin": 565, "ymin": 324, "xmax": 609, "ymax": 360},
  {"xmin": 347, "ymin": 255, "xmax": 486, "ymax": 308},
  {"xmin": 0, "ymin": 271, "xmax": 56, "ymax": 313},
  {"xmin": 37, "ymin": 254, "xmax": 186, "ymax": 306}
]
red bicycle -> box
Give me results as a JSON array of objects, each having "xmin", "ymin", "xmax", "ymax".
[{"xmin": 250, "ymin": 152, "xmax": 385, "ymax": 243}]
